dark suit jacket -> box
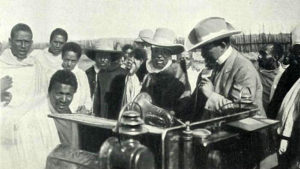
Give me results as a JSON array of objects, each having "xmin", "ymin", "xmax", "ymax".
[{"xmin": 96, "ymin": 65, "xmax": 127, "ymax": 119}]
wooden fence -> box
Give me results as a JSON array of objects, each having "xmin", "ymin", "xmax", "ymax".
[{"xmin": 231, "ymin": 33, "xmax": 292, "ymax": 54}]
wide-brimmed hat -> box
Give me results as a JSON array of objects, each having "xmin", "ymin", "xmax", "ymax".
[
  {"xmin": 141, "ymin": 28, "xmax": 185, "ymax": 55},
  {"xmin": 85, "ymin": 41, "xmax": 123, "ymax": 61},
  {"xmin": 292, "ymin": 24, "xmax": 300, "ymax": 46},
  {"xmin": 185, "ymin": 17, "xmax": 241, "ymax": 51},
  {"xmin": 134, "ymin": 29, "xmax": 154, "ymax": 43}
]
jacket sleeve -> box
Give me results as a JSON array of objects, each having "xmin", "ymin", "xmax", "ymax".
[
  {"xmin": 229, "ymin": 66, "xmax": 260, "ymax": 102},
  {"xmin": 204, "ymin": 65, "xmax": 263, "ymax": 114}
]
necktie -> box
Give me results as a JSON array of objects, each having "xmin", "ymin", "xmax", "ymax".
[{"xmin": 92, "ymin": 72, "xmax": 100, "ymax": 116}]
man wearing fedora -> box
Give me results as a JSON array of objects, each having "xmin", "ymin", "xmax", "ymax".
[
  {"xmin": 82, "ymin": 42, "xmax": 127, "ymax": 152},
  {"xmin": 85, "ymin": 41, "xmax": 127, "ymax": 119},
  {"xmin": 140, "ymin": 28, "xmax": 190, "ymax": 118},
  {"xmin": 186, "ymin": 17, "xmax": 265, "ymax": 118},
  {"xmin": 186, "ymin": 17, "xmax": 277, "ymax": 169}
]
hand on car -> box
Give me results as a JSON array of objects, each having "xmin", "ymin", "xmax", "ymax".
[
  {"xmin": 1, "ymin": 91, "xmax": 12, "ymax": 106},
  {"xmin": 1, "ymin": 76, "xmax": 13, "ymax": 92},
  {"xmin": 76, "ymin": 105, "xmax": 92, "ymax": 115}
]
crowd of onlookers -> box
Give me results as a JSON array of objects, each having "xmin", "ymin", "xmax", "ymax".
[{"xmin": 1, "ymin": 17, "xmax": 300, "ymax": 169}]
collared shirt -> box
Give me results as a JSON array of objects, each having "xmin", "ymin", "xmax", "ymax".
[
  {"xmin": 93, "ymin": 64, "xmax": 100, "ymax": 74},
  {"xmin": 93, "ymin": 64, "xmax": 100, "ymax": 86},
  {"xmin": 216, "ymin": 46, "xmax": 233, "ymax": 65}
]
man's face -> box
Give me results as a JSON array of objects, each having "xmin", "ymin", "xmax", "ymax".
[
  {"xmin": 62, "ymin": 51, "xmax": 79, "ymax": 70},
  {"xmin": 95, "ymin": 53, "xmax": 112, "ymax": 69},
  {"xmin": 124, "ymin": 48, "xmax": 133, "ymax": 59},
  {"xmin": 182, "ymin": 52, "xmax": 192, "ymax": 68},
  {"xmin": 260, "ymin": 45, "xmax": 274, "ymax": 60},
  {"xmin": 9, "ymin": 30, "xmax": 33, "ymax": 60},
  {"xmin": 129, "ymin": 55, "xmax": 144, "ymax": 75},
  {"xmin": 151, "ymin": 47, "xmax": 171, "ymax": 69},
  {"xmin": 49, "ymin": 83, "xmax": 75, "ymax": 113},
  {"xmin": 49, "ymin": 35, "xmax": 67, "ymax": 56},
  {"xmin": 200, "ymin": 42, "xmax": 223, "ymax": 69}
]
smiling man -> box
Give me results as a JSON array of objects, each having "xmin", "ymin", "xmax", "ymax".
[
  {"xmin": 140, "ymin": 28, "xmax": 191, "ymax": 119},
  {"xmin": 48, "ymin": 70, "xmax": 79, "ymax": 147}
]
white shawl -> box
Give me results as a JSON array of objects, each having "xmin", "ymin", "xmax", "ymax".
[
  {"xmin": 0, "ymin": 49, "xmax": 52, "ymax": 169},
  {"xmin": 0, "ymin": 49, "xmax": 48, "ymax": 139},
  {"xmin": 70, "ymin": 66, "xmax": 92, "ymax": 113},
  {"xmin": 121, "ymin": 74, "xmax": 142, "ymax": 106},
  {"xmin": 31, "ymin": 48, "xmax": 63, "ymax": 83},
  {"xmin": 277, "ymin": 78, "xmax": 300, "ymax": 153}
]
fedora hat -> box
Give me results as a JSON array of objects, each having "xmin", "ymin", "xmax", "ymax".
[
  {"xmin": 185, "ymin": 17, "xmax": 241, "ymax": 51},
  {"xmin": 85, "ymin": 41, "xmax": 123, "ymax": 61},
  {"xmin": 134, "ymin": 29, "xmax": 154, "ymax": 43},
  {"xmin": 292, "ymin": 24, "xmax": 300, "ymax": 46},
  {"xmin": 141, "ymin": 28, "xmax": 185, "ymax": 55}
]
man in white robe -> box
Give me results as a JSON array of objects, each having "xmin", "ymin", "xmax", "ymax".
[
  {"xmin": 0, "ymin": 23, "xmax": 59, "ymax": 169},
  {"xmin": 61, "ymin": 42, "xmax": 92, "ymax": 113},
  {"xmin": 32, "ymin": 28, "xmax": 68, "ymax": 86}
]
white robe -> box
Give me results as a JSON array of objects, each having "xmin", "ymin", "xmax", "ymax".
[
  {"xmin": 70, "ymin": 66, "xmax": 92, "ymax": 113},
  {"xmin": 277, "ymin": 78, "xmax": 300, "ymax": 153},
  {"xmin": 31, "ymin": 48, "xmax": 63, "ymax": 87},
  {"xmin": 122, "ymin": 74, "xmax": 142, "ymax": 107},
  {"xmin": 0, "ymin": 49, "xmax": 59, "ymax": 169}
]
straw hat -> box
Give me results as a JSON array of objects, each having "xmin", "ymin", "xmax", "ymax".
[
  {"xmin": 85, "ymin": 41, "xmax": 123, "ymax": 61},
  {"xmin": 185, "ymin": 17, "xmax": 241, "ymax": 51},
  {"xmin": 134, "ymin": 29, "xmax": 154, "ymax": 43},
  {"xmin": 141, "ymin": 28, "xmax": 184, "ymax": 55},
  {"xmin": 292, "ymin": 24, "xmax": 300, "ymax": 46}
]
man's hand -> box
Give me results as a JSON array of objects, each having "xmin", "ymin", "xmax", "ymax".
[
  {"xmin": 1, "ymin": 76, "xmax": 13, "ymax": 92},
  {"xmin": 1, "ymin": 91, "xmax": 12, "ymax": 106},
  {"xmin": 76, "ymin": 106, "xmax": 92, "ymax": 115},
  {"xmin": 279, "ymin": 139, "xmax": 288, "ymax": 155},
  {"xmin": 198, "ymin": 77, "xmax": 214, "ymax": 98}
]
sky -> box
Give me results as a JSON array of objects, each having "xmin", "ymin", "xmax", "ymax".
[{"xmin": 1, "ymin": 0, "xmax": 300, "ymax": 43}]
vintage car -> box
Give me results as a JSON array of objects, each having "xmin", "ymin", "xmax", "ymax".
[{"xmin": 46, "ymin": 93, "xmax": 279, "ymax": 169}]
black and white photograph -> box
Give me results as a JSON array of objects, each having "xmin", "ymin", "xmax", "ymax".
[{"xmin": 1, "ymin": 0, "xmax": 300, "ymax": 168}]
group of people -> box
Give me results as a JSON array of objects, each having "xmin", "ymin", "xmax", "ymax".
[{"xmin": 0, "ymin": 16, "xmax": 300, "ymax": 169}]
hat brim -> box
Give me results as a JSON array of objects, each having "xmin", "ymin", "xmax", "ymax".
[
  {"xmin": 186, "ymin": 30, "xmax": 241, "ymax": 51},
  {"xmin": 134, "ymin": 37, "xmax": 143, "ymax": 43},
  {"xmin": 142, "ymin": 37, "xmax": 185, "ymax": 54},
  {"xmin": 85, "ymin": 48, "xmax": 123, "ymax": 61}
]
